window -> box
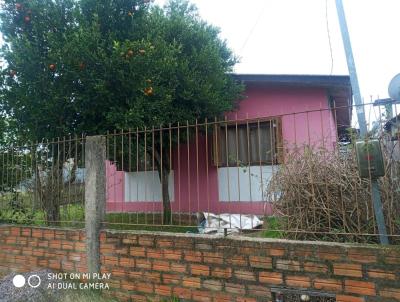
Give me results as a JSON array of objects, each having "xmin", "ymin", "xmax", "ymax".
[{"xmin": 213, "ymin": 118, "xmax": 283, "ymax": 166}]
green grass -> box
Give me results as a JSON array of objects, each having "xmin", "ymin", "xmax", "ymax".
[
  {"xmin": 105, "ymin": 212, "xmax": 198, "ymax": 233},
  {"xmin": 0, "ymin": 199, "xmax": 197, "ymax": 233},
  {"xmin": 244, "ymin": 216, "xmax": 286, "ymax": 239}
]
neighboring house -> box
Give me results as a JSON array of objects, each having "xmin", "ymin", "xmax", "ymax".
[{"xmin": 106, "ymin": 74, "xmax": 352, "ymax": 215}]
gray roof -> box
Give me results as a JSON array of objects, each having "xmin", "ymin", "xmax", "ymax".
[{"xmin": 232, "ymin": 74, "xmax": 351, "ymax": 88}]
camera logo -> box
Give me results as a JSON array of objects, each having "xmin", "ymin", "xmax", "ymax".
[{"xmin": 12, "ymin": 274, "xmax": 41, "ymax": 288}]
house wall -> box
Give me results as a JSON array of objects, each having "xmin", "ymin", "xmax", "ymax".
[{"xmin": 106, "ymin": 85, "xmax": 337, "ymax": 215}]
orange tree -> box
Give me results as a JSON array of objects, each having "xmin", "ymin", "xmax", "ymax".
[{"xmin": 0, "ymin": 0, "xmax": 243, "ymax": 224}]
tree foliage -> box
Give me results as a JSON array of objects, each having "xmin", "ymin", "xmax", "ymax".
[
  {"xmin": 0, "ymin": 0, "xmax": 244, "ymax": 223},
  {"xmin": 1, "ymin": 0, "xmax": 242, "ymax": 140}
]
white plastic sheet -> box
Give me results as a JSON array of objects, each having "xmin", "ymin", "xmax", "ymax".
[{"xmin": 199, "ymin": 212, "xmax": 263, "ymax": 235}]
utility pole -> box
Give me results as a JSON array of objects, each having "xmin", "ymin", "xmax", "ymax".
[{"xmin": 335, "ymin": 0, "xmax": 389, "ymax": 244}]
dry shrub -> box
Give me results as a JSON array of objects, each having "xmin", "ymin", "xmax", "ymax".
[{"xmin": 267, "ymin": 143, "xmax": 400, "ymax": 244}]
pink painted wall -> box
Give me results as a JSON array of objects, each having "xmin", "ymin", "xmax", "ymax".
[{"xmin": 106, "ymin": 85, "xmax": 337, "ymax": 215}]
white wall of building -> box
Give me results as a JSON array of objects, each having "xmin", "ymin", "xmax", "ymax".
[
  {"xmin": 218, "ymin": 166, "xmax": 276, "ymax": 202},
  {"xmin": 124, "ymin": 171, "xmax": 174, "ymax": 202}
]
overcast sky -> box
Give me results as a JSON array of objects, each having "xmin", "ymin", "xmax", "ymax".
[{"xmin": 155, "ymin": 0, "xmax": 400, "ymax": 102}]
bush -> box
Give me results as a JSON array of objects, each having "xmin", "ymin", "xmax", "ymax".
[{"xmin": 266, "ymin": 144, "xmax": 400, "ymax": 244}]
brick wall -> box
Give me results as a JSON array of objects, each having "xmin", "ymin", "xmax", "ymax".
[{"xmin": 0, "ymin": 225, "xmax": 399, "ymax": 302}]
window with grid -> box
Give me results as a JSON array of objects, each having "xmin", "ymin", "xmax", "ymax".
[{"xmin": 213, "ymin": 118, "xmax": 283, "ymax": 166}]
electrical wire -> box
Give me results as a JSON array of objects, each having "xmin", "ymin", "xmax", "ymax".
[
  {"xmin": 239, "ymin": 1, "xmax": 267, "ymax": 55},
  {"xmin": 325, "ymin": 0, "xmax": 334, "ymax": 75}
]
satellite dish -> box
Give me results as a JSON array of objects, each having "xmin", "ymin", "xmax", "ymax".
[{"xmin": 388, "ymin": 73, "xmax": 400, "ymax": 101}]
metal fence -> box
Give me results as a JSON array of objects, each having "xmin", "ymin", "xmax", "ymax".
[
  {"xmin": 0, "ymin": 136, "xmax": 86, "ymax": 227},
  {"xmin": 103, "ymin": 102, "xmax": 400, "ymax": 243},
  {"xmin": 0, "ymin": 102, "xmax": 399, "ymax": 244}
]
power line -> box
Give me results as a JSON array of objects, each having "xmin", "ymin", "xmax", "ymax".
[
  {"xmin": 239, "ymin": 2, "xmax": 267, "ymax": 55},
  {"xmin": 325, "ymin": 0, "xmax": 334, "ymax": 75}
]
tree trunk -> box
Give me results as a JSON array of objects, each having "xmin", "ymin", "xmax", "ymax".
[{"xmin": 153, "ymin": 148, "xmax": 171, "ymax": 225}]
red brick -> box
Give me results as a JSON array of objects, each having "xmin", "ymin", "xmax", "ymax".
[
  {"xmin": 304, "ymin": 261, "xmax": 328, "ymax": 273},
  {"xmin": 10, "ymin": 227, "xmax": 20, "ymax": 236},
  {"xmin": 119, "ymin": 257, "xmax": 134, "ymax": 267},
  {"xmin": 173, "ymin": 287, "xmax": 192, "ymax": 300},
  {"xmin": 225, "ymin": 283, "xmax": 245, "ymax": 295},
  {"xmin": 314, "ymin": 278, "xmax": 343, "ymax": 291},
  {"xmin": 138, "ymin": 236, "xmax": 154, "ymax": 247},
  {"xmin": 191, "ymin": 264, "xmax": 210, "ymax": 276},
  {"xmin": 203, "ymin": 251, "xmax": 224, "ymax": 264},
  {"xmin": 202, "ymin": 279, "xmax": 222, "ymax": 291},
  {"xmin": 345, "ymin": 280, "xmax": 376, "ymax": 296},
  {"xmin": 74, "ymin": 242, "xmax": 86, "ymax": 252},
  {"xmin": 175, "ymin": 238, "xmax": 193, "ymax": 249},
  {"xmin": 317, "ymin": 250, "xmax": 343, "ymax": 261},
  {"xmin": 55, "ymin": 230, "xmax": 67, "ymax": 240},
  {"xmin": 103, "ymin": 256, "xmax": 118, "ymax": 266},
  {"xmin": 276, "ymin": 259, "xmax": 300, "ymax": 271},
  {"xmin": 136, "ymin": 282, "xmax": 153, "ymax": 294},
  {"xmin": 347, "ymin": 248, "xmax": 377, "ymax": 263},
  {"xmin": 32, "ymin": 249, "xmax": 45, "ymax": 257},
  {"xmin": 192, "ymin": 290, "xmax": 212, "ymax": 302},
  {"xmin": 143, "ymin": 271, "xmax": 160, "ymax": 283},
  {"xmin": 69, "ymin": 252, "xmax": 82, "ymax": 262},
  {"xmin": 162, "ymin": 273, "xmax": 181, "ymax": 285},
  {"xmin": 213, "ymin": 293, "xmax": 233, "ymax": 302},
  {"xmin": 291, "ymin": 246, "xmax": 314, "ymax": 258},
  {"xmin": 157, "ymin": 238, "xmax": 174, "ymax": 248},
  {"xmin": 121, "ymin": 280, "xmax": 135, "ymax": 291},
  {"xmin": 367, "ymin": 268, "xmax": 396, "ymax": 280},
  {"xmin": 227, "ymin": 255, "xmax": 247, "ymax": 266},
  {"xmin": 285, "ymin": 275, "xmax": 311, "ymax": 288},
  {"xmin": 236, "ymin": 298, "xmax": 257, "ymax": 302},
  {"xmin": 184, "ymin": 250, "xmax": 202, "ymax": 262},
  {"xmin": 130, "ymin": 294, "xmax": 147, "ymax": 302},
  {"xmin": 134, "ymin": 257, "xmax": 152, "ymax": 269},
  {"xmin": 43, "ymin": 230, "xmax": 54, "ymax": 240},
  {"xmin": 153, "ymin": 260, "xmax": 170, "ymax": 272},
  {"xmin": 380, "ymin": 287, "xmax": 400, "ymax": 300},
  {"xmin": 122, "ymin": 237, "xmax": 137, "ymax": 245},
  {"xmin": 170, "ymin": 262, "xmax": 187, "ymax": 273},
  {"xmin": 128, "ymin": 270, "xmax": 143, "ymax": 279},
  {"xmin": 234, "ymin": 269, "xmax": 256, "ymax": 281},
  {"xmin": 147, "ymin": 248, "xmax": 163, "ymax": 259},
  {"xmin": 247, "ymin": 285, "xmax": 271, "ymax": 298},
  {"xmin": 211, "ymin": 267, "xmax": 232, "ymax": 279},
  {"xmin": 21, "ymin": 228, "xmax": 31, "ymax": 237},
  {"xmin": 130, "ymin": 246, "xmax": 146, "ymax": 257},
  {"xmin": 336, "ymin": 295, "xmax": 365, "ymax": 302},
  {"xmin": 163, "ymin": 249, "xmax": 182, "ymax": 260},
  {"xmin": 259, "ymin": 271, "xmax": 283, "ymax": 285},
  {"xmin": 182, "ymin": 277, "xmax": 201, "ymax": 288},
  {"xmin": 61, "ymin": 241, "xmax": 74, "ymax": 250},
  {"xmin": 249, "ymin": 256, "xmax": 272, "ymax": 269},
  {"xmin": 269, "ymin": 247, "xmax": 286, "ymax": 256},
  {"xmin": 334, "ymin": 263, "xmax": 362, "ymax": 277},
  {"xmin": 112, "ymin": 268, "xmax": 126, "ymax": 278},
  {"xmin": 155, "ymin": 284, "xmax": 172, "ymax": 297},
  {"xmin": 115, "ymin": 246, "xmax": 128, "ymax": 255}
]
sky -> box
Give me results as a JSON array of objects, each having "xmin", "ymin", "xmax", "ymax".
[{"xmin": 155, "ymin": 0, "xmax": 400, "ymax": 102}]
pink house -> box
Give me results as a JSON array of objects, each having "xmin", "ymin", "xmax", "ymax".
[{"xmin": 106, "ymin": 74, "xmax": 352, "ymax": 216}]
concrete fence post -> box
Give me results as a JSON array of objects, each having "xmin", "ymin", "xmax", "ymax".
[{"xmin": 85, "ymin": 135, "xmax": 106, "ymax": 275}]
